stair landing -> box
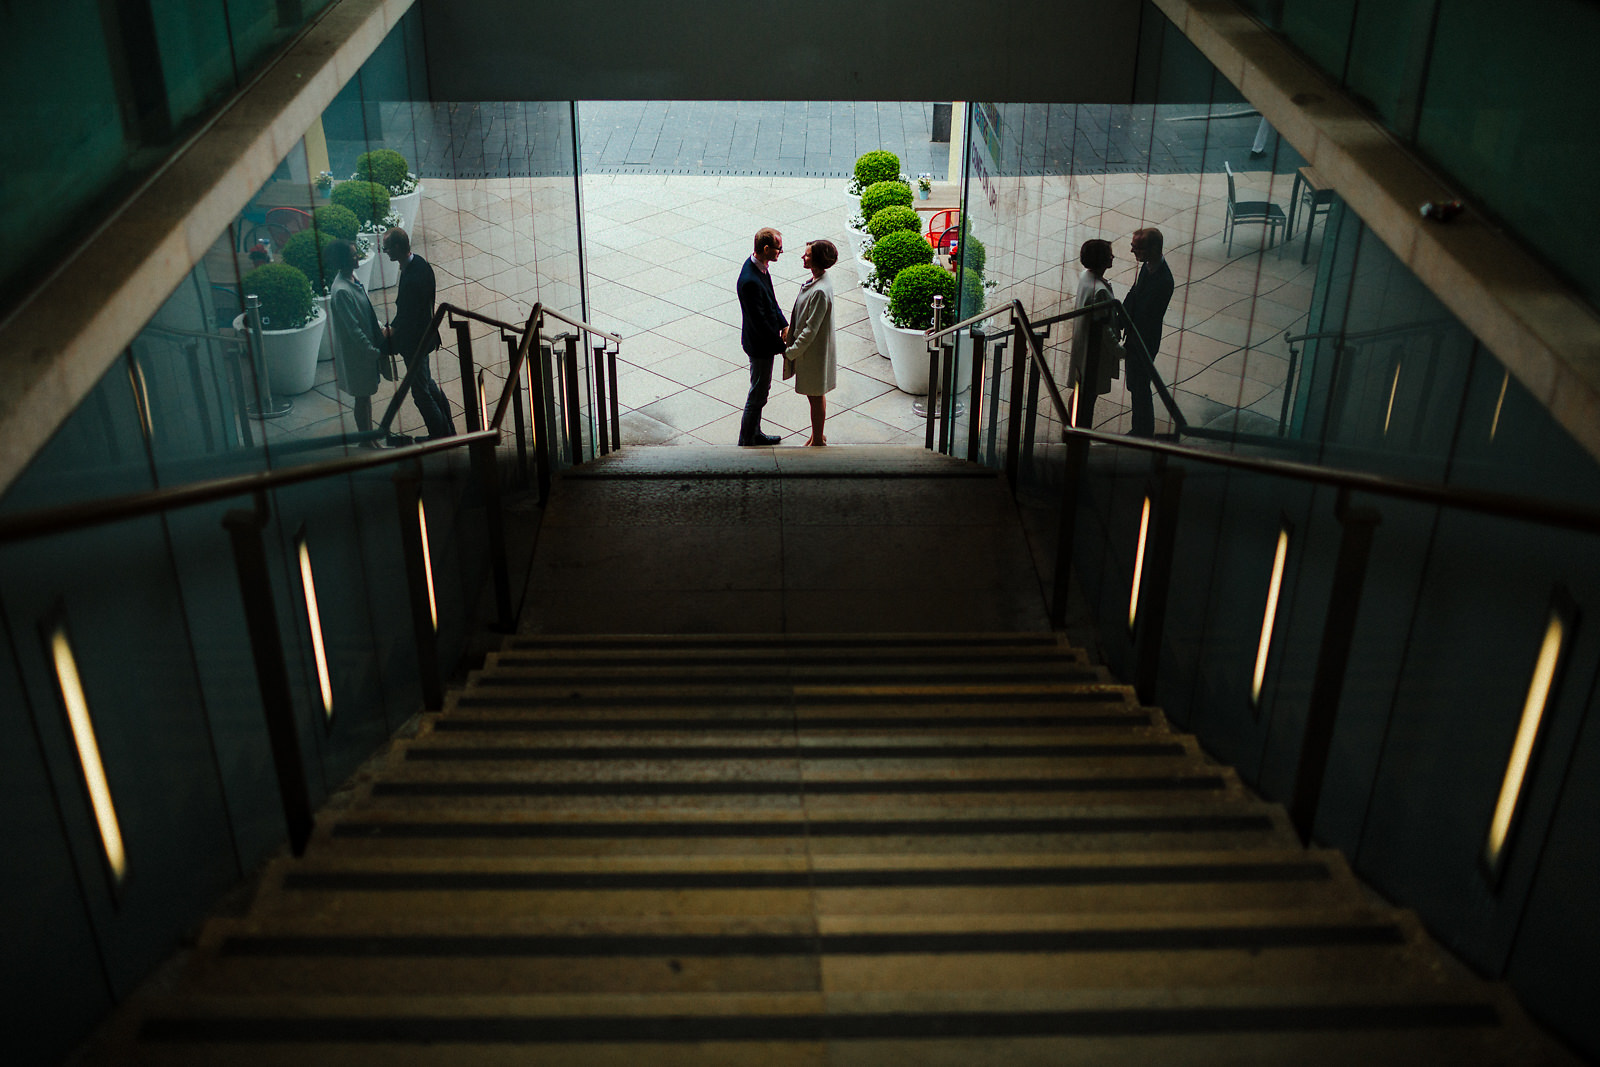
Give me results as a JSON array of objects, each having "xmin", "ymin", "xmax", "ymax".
[{"xmin": 524, "ymin": 446, "xmax": 1049, "ymax": 634}]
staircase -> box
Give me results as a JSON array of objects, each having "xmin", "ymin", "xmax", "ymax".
[{"xmin": 118, "ymin": 632, "xmax": 1563, "ymax": 1064}]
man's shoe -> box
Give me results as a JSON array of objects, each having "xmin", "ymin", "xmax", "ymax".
[{"xmin": 754, "ymin": 432, "xmax": 782, "ymax": 445}]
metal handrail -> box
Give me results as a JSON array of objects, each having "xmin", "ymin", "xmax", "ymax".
[
  {"xmin": 1285, "ymin": 318, "xmax": 1452, "ymax": 347},
  {"xmin": 1057, "ymin": 425, "xmax": 1600, "ymax": 534},
  {"xmin": 0, "ymin": 299, "xmax": 555, "ymax": 546}
]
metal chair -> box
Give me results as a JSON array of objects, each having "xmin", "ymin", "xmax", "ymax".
[
  {"xmin": 925, "ymin": 208, "xmax": 960, "ymax": 248},
  {"xmin": 263, "ymin": 207, "xmax": 314, "ymax": 252},
  {"xmin": 1224, "ymin": 161, "xmax": 1287, "ymax": 255}
]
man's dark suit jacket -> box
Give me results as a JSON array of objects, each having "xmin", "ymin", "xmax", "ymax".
[
  {"xmin": 736, "ymin": 256, "xmax": 786, "ymax": 358},
  {"xmin": 1122, "ymin": 258, "xmax": 1174, "ymax": 365},
  {"xmin": 391, "ymin": 253, "xmax": 442, "ymax": 362}
]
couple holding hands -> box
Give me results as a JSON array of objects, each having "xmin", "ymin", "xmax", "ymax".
[{"xmin": 735, "ymin": 227, "xmax": 839, "ymax": 447}]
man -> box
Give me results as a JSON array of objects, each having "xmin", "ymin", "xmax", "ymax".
[
  {"xmin": 382, "ymin": 227, "xmax": 456, "ymax": 440},
  {"xmin": 735, "ymin": 227, "xmax": 787, "ymax": 445},
  {"xmin": 327, "ymin": 239, "xmax": 384, "ymax": 446},
  {"xmin": 1122, "ymin": 227, "xmax": 1174, "ymax": 437}
]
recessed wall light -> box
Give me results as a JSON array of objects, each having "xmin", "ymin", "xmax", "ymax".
[
  {"xmin": 1383, "ymin": 361, "xmax": 1401, "ymax": 436},
  {"xmin": 1252, "ymin": 523, "xmax": 1291, "ymax": 709},
  {"xmin": 1484, "ymin": 599, "xmax": 1572, "ymax": 883},
  {"xmin": 49, "ymin": 624, "xmax": 127, "ymax": 888},
  {"xmin": 295, "ymin": 531, "xmax": 333, "ymax": 720},
  {"xmin": 1129, "ymin": 495, "xmax": 1151, "ymax": 633},
  {"xmin": 1490, "ymin": 369, "xmax": 1509, "ymax": 442},
  {"xmin": 417, "ymin": 498, "xmax": 437, "ymax": 631}
]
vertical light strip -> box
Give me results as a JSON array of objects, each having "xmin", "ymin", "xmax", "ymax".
[
  {"xmin": 477, "ymin": 371, "xmax": 489, "ymax": 430},
  {"xmin": 1068, "ymin": 383, "xmax": 1080, "ymax": 429},
  {"xmin": 417, "ymin": 498, "xmax": 437, "ymax": 630},
  {"xmin": 1382, "ymin": 361, "xmax": 1402, "ymax": 436},
  {"xmin": 127, "ymin": 360, "xmax": 153, "ymax": 440},
  {"xmin": 1484, "ymin": 612, "xmax": 1565, "ymax": 878},
  {"xmin": 51, "ymin": 627, "xmax": 127, "ymax": 886},
  {"xmin": 1490, "ymin": 370, "xmax": 1509, "ymax": 442},
  {"xmin": 296, "ymin": 534, "xmax": 334, "ymax": 719},
  {"xmin": 1128, "ymin": 496, "xmax": 1152, "ymax": 632},
  {"xmin": 1251, "ymin": 526, "xmax": 1291, "ymax": 707}
]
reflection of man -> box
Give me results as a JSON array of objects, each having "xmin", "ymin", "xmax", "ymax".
[
  {"xmin": 381, "ymin": 227, "xmax": 455, "ymax": 440},
  {"xmin": 735, "ymin": 227, "xmax": 787, "ymax": 446},
  {"xmin": 327, "ymin": 239, "xmax": 383, "ymax": 446},
  {"xmin": 1122, "ymin": 227, "xmax": 1174, "ymax": 438}
]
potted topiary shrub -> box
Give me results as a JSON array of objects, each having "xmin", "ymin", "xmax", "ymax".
[
  {"xmin": 311, "ymin": 203, "xmax": 374, "ymax": 289},
  {"xmin": 882, "ymin": 263, "xmax": 957, "ymax": 394},
  {"xmin": 233, "ymin": 262, "xmax": 324, "ymax": 395},
  {"xmin": 850, "ymin": 179, "xmax": 918, "ymax": 266},
  {"xmin": 861, "ymin": 229, "xmax": 933, "ymax": 357},
  {"xmin": 849, "ymin": 149, "xmax": 901, "ymax": 197},
  {"xmin": 332, "ymin": 177, "xmax": 402, "ymax": 290},
  {"xmin": 866, "ymin": 205, "xmax": 922, "ymax": 243},
  {"xmin": 353, "ymin": 148, "xmax": 423, "ymax": 231}
]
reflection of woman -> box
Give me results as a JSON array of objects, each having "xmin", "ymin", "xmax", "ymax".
[
  {"xmin": 1069, "ymin": 238, "xmax": 1119, "ymax": 398},
  {"xmin": 782, "ymin": 240, "xmax": 839, "ymax": 446},
  {"xmin": 327, "ymin": 239, "xmax": 384, "ymax": 444}
]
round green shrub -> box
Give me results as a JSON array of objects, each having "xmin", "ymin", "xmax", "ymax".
[
  {"xmin": 311, "ymin": 204, "xmax": 360, "ymax": 242},
  {"xmin": 866, "ymin": 229, "xmax": 933, "ymax": 288},
  {"xmin": 330, "ymin": 180, "xmax": 390, "ymax": 228},
  {"xmin": 866, "ymin": 205, "xmax": 922, "ymax": 242},
  {"xmin": 243, "ymin": 262, "xmax": 315, "ymax": 330},
  {"xmin": 958, "ymin": 267, "xmax": 987, "ymax": 320},
  {"xmin": 353, "ymin": 149, "xmax": 411, "ymax": 194},
  {"xmin": 957, "ymin": 228, "xmax": 987, "ymax": 277},
  {"xmin": 280, "ymin": 230, "xmax": 339, "ymax": 295},
  {"xmin": 888, "ymin": 263, "xmax": 958, "ymax": 331},
  {"xmin": 860, "ymin": 180, "xmax": 914, "ymax": 222},
  {"xmin": 854, "ymin": 150, "xmax": 901, "ymax": 190}
]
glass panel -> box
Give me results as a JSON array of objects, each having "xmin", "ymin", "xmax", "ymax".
[
  {"xmin": 150, "ymin": 2, "xmax": 238, "ymax": 128},
  {"xmin": 1417, "ymin": 0, "xmax": 1600, "ymax": 305},
  {"xmin": 224, "ymin": 0, "xmax": 332, "ymax": 73},
  {"xmin": 1279, "ymin": 0, "xmax": 1358, "ymax": 78},
  {"xmin": 1343, "ymin": 0, "xmax": 1437, "ymax": 134},
  {"xmin": 0, "ymin": 0, "xmax": 127, "ymax": 308}
]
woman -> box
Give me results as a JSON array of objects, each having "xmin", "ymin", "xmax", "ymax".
[
  {"xmin": 782, "ymin": 239, "xmax": 839, "ymax": 446},
  {"xmin": 1069, "ymin": 238, "xmax": 1120, "ymax": 405},
  {"xmin": 326, "ymin": 239, "xmax": 385, "ymax": 444}
]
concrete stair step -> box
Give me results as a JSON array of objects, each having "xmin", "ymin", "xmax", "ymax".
[
  {"xmin": 246, "ymin": 849, "xmax": 1366, "ymax": 919},
  {"xmin": 179, "ymin": 908, "xmax": 1444, "ymax": 997},
  {"xmin": 449, "ymin": 682, "xmax": 1136, "ymax": 709},
  {"xmin": 126, "ymin": 984, "xmax": 1563, "ymax": 1066},
  {"xmin": 500, "ymin": 631, "xmax": 1069, "ymax": 653},
  {"xmin": 314, "ymin": 803, "xmax": 1301, "ymax": 856}
]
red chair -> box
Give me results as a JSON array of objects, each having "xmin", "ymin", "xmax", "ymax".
[
  {"xmin": 925, "ymin": 209, "xmax": 960, "ymax": 248},
  {"xmin": 264, "ymin": 207, "xmax": 313, "ymax": 251}
]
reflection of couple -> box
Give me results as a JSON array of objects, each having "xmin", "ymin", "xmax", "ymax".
[
  {"xmin": 736, "ymin": 227, "xmax": 839, "ymax": 447},
  {"xmin": 327, "ymin": 227, "xmax": 456, "ymax": 446},
  {"xmin": 1070, "ymin": 226, "xmax": 1173, "ymax": 437}
]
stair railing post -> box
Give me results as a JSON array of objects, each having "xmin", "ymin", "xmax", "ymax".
[
  {"xmin": 504, "ymin": 333, "xmax": 530, "ymax": 488},
  {"xmin": 1049, "ymin": 307, "xmax": 1106, "ymax": 628},
  {"xmin": 1133, "ymin": 459, "xmax": 1186, "ymax": 705},
  {"xmin": 1289, "ymin": 492, "xmax": 1380, "ymax": 843},
  {"xmin": 470, "ymin": 433, "xmax": 515, "ymax": 631},
  {"xmin": 222, "ymin": 494, "xmax": 313, "ymax": 855},
  {"xmin": 966, "ymin": 326, "xmax": 987, "ymax": 463},
  {"xmin": 562, "ymin": 333, "xmax": 584, "ymax": 462},
  {"xmin": 607, "ymin": 340, "xmax": 621, "ymax": 449},
  {"xmin": 452, "ymin": 316, "xmax": 480, "ymax": 434},
  {"xmin": 1004, "ymin": 315, "xmax": 1027, "ymax": 494},
  {"xmin": 527, "ymin": 339, "xmax": 553, "ymax": 504},
  {"xmin": 592, "ymin": 337, "xmax": 610, "ymax": 455},
  {"xmin": 392, "ymin": 461, "xmax": 444, "ymax": 710}
]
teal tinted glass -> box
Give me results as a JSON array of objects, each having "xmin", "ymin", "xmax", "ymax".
[
  {"xmin": 151, "ymin": 2, "xmax": 238, "ymax": 127},
  {"xmin": 225, "ymin": 0, "xmax": 332, "ymax": 73},
  {"xmin": 1343, "ymin": 0, "xmax": 1436, "ymax": 133},
  {"xmin": 1279, "ymin": 0, "xmax": 1357, "ymax": 77},
  {"xmin": 1417, "ymin": 0, "xmax": 1600, "ymax": 305},
  {"xmin": 0, "ymin": 0, "xmax": 127, "ymax": 307}
]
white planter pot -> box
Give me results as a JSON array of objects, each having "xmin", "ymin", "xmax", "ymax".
[
  {"xmin": 862, "ymin": 287, "xmax": 891, "ymax": 357},
  {"xmin": 882, "ymin": 322, "xmax": 935, "ymax": 395},
  {"xmin": 389, "ymin": 184, "xmax": 423, "ymax": 232},
  {"xmin": 234, "ymin": 308, "xmax": 325, "ymax": 396},
  {"xmin": 367, "ymin": 251, "xmax": 398, "ymax": 292}
]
